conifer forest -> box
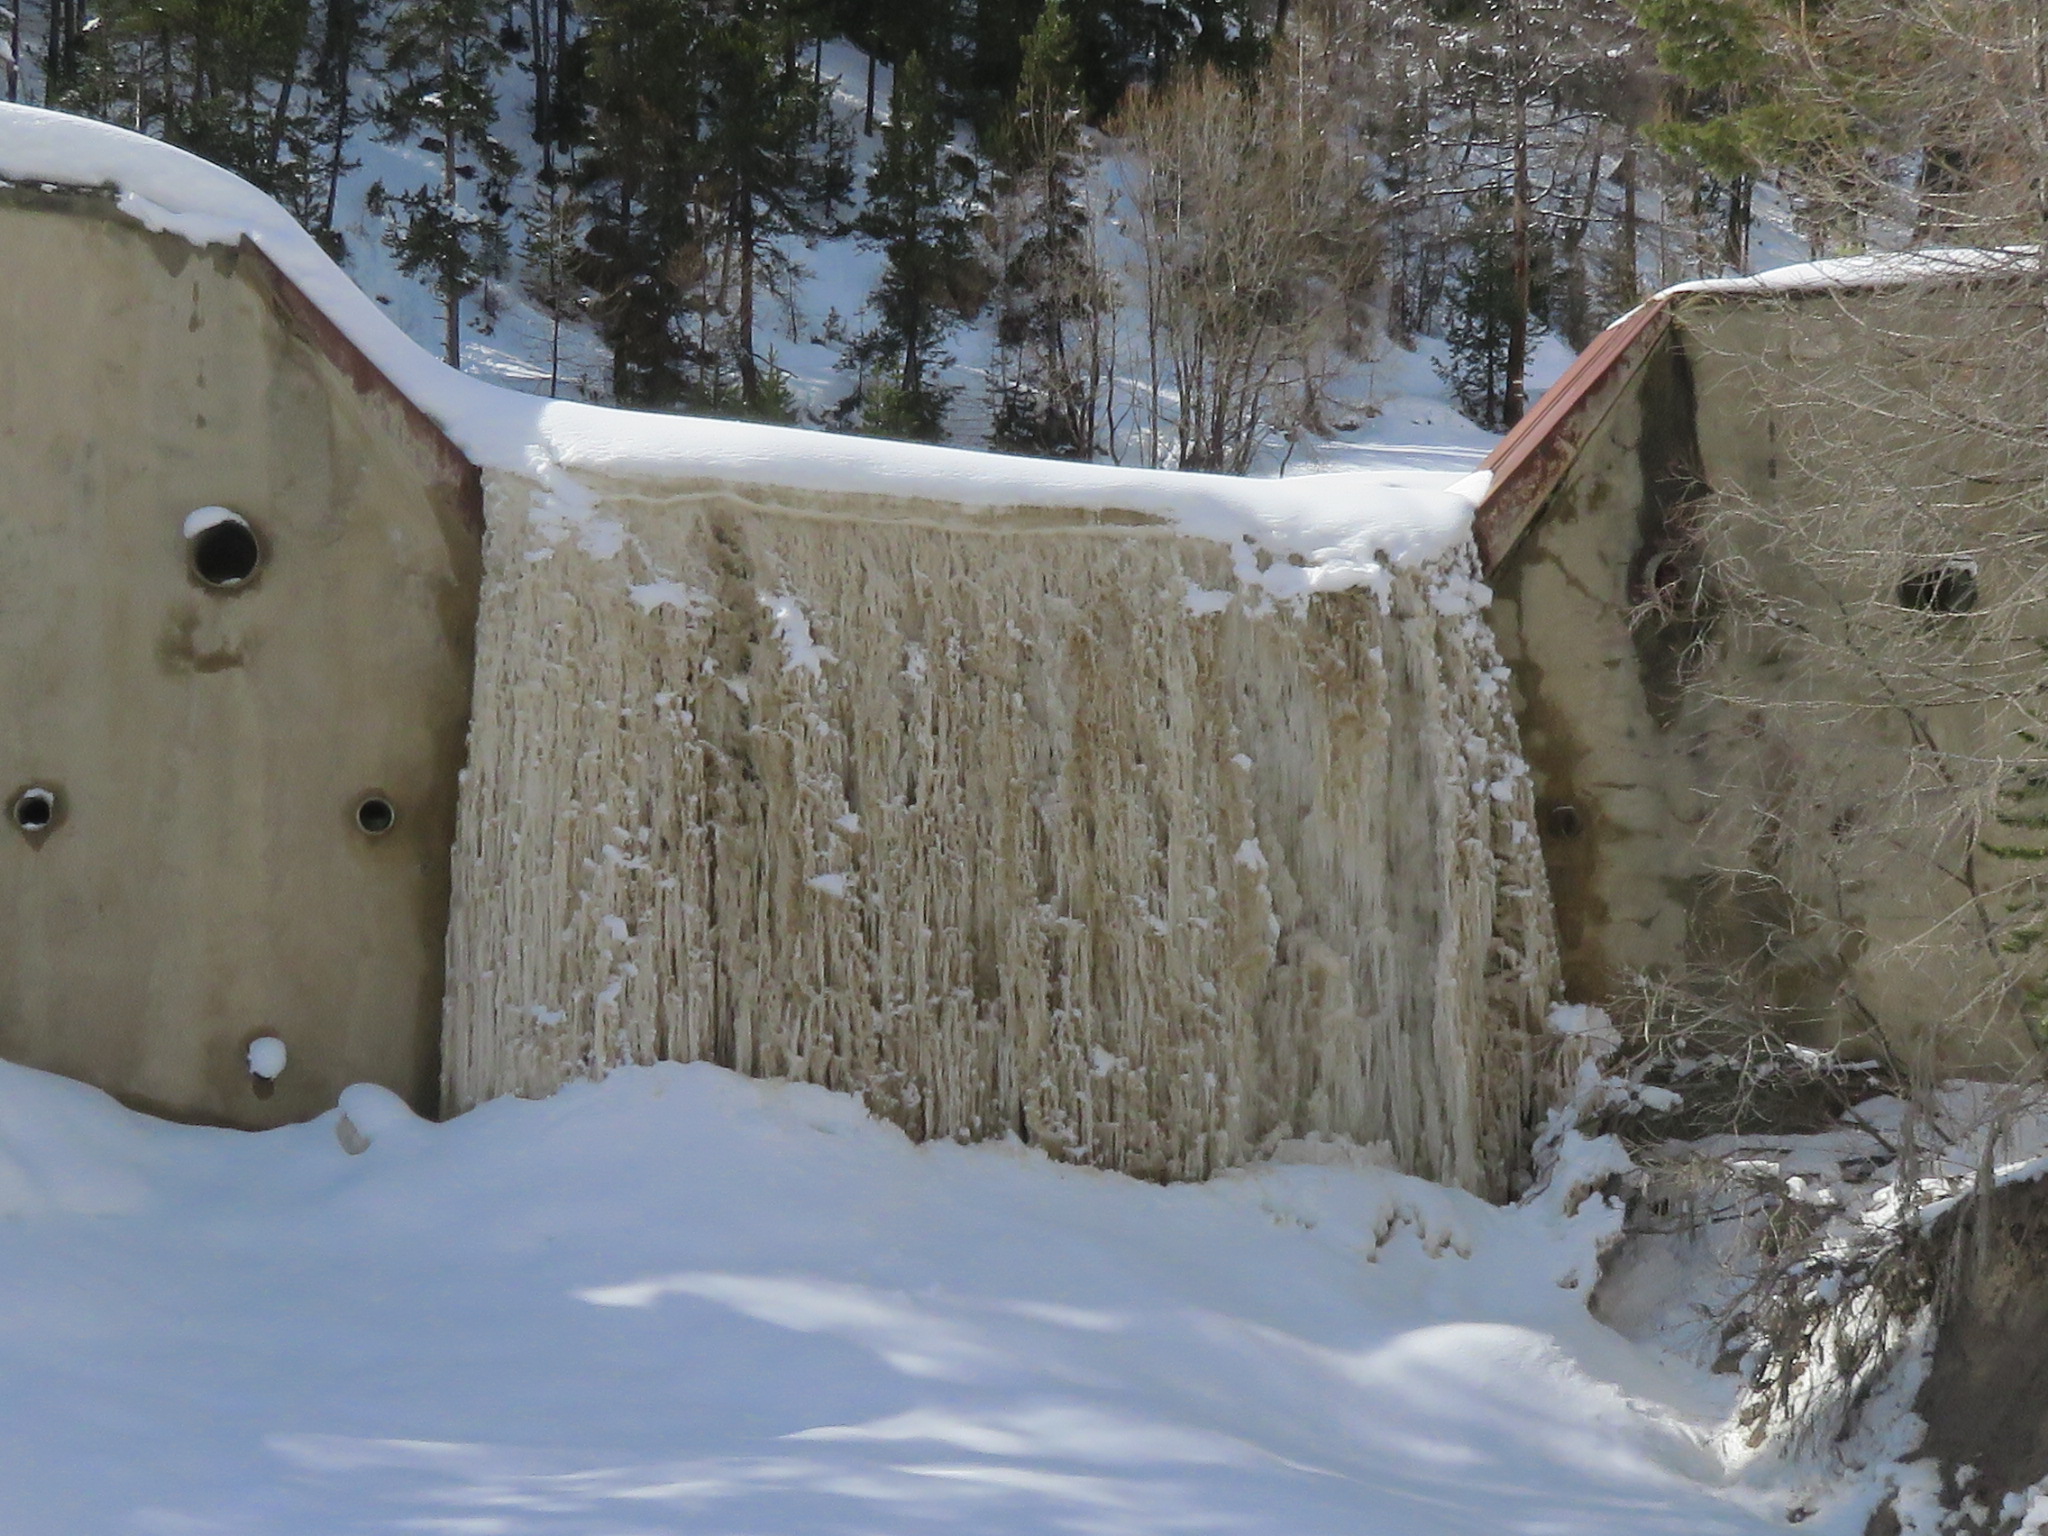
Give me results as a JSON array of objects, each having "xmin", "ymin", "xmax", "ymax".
[{"xmin": 7, "ymin": 0, "xmax": 2044, "ymax": 465}]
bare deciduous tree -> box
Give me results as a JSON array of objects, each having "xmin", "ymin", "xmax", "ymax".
[{"xmin": 1111, "ymin": 31, "xmax": 1379, "ymax": 473}]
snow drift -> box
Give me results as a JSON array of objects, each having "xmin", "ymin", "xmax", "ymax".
[{"xmin": 0, "ymin": 1055, "xmax": 1801, "ymax": 1535}]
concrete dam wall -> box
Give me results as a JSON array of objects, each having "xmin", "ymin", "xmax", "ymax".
[{"xmin": 1, "ymin": 103, "xmax": 1560, "ymax": 1197}]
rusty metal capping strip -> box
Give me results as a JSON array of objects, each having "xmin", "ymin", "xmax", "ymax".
[
  {"xmin": 5, "ymin": 177, "xmax": 484, "ymax": 535},
  {"xmin": 1471, "ymin": 297, "xmax": 1676, "ymax": 575},
  {"xmin": 238, "ymin": 239, "xmax": 485, "ymax": 535}
]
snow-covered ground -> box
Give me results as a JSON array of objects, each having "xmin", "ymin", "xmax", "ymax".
[
  {"xmin": 1287, "ymin": 330, "xmax": 1579, "ymax": 478},
  {"xmin": 0, "ymin": 1055, "xmax": 1844, "ymax": 1536}
]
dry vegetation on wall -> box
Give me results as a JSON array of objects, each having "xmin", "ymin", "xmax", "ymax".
[
  {"xmin": 442, "ymin": 477, "xmax": 1560, "ymax": 1195},
  {"xmin": 1646, "ymin": 276, "xmax": 2048, "ymax": 1092},
  {"xmin": 1573, "ymin": 27, "xmax": 2048, "ymax": 1478}
]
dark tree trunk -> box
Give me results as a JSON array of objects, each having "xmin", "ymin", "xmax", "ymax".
[
  {"xmin": 1503, "ymin": 94, "xmax": 1531, "ymax": 429},
  {"xmin": 441, "ymin": 57, "xmax": 463, "ymax": 367},
  {"xmin": 1620, "ymin": 132, "xmax": 1638, "ymax": 299},
  {"xmin": 265, "ymin": 0, "xmax": 312, "ymax": 177},
  {"xmin": 736, "ymin": 183, "xmax": 761, "ymax": 409},
  {"xmin": 529, "ymin": 0, "xmax": 552, "ymax": 166}
]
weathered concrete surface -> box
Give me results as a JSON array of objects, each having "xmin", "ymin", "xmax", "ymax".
[
  {"xmin": 1488, "ymin": 282, "xmax": 2047, "ymax": 1070},
  {"xmin": 1488, "ymin": 326, "xmax": 1707, "ymax": 1006},
  {"xmin": 0, "ymin": 186, "xmax": 480, "ymax": 1125}
]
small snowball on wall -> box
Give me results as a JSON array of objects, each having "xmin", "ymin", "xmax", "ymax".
[{"xmin": 247, "ymin": 1037, "xmax": 288, "ymax": 1080}]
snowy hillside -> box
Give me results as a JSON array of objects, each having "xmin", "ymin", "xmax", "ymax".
[
  {"xmin": 0, "ymin": 1056, "xmax": 1856, "ymax": 1535},
  {"xmin": 320, "ymin": 37, "xmax": 1569, "ymax": 478}
]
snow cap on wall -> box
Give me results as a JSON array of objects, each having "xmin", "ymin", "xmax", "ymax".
[
  {"xmin": 0, "ymin": 103, "xmax": 1481, "ymax": 593},
  {"xmin": 1661, "ymin": 245, "xmax": 2038, "ymax": 300}
]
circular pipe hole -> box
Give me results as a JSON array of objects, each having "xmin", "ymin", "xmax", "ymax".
[
  {"xmin": 1546, "ymin": 803, "xmax": 1584, "ymax": 839},
  {"xmin": 1647, "ymin": 551, "xmax": 1684, "ymax": 598},
  {"xmin": 185, "ymin": 508, "xmax": 262, "ymax": 588},
  {"xmin": 1897, "ymin": 560, "xmax": 1978, "ymax": 615},
  {"xmin": 356, "ymin": 795, "xmax": 396, "ymax": 835},
  {"xmin": 12, "ymin": 787, "xmax": 55, "ymax": 832}
]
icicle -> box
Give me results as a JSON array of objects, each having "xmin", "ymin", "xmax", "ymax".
[{"xmin": 442, "ymin": 472, "xmax": 1559, "ymax": 1196}]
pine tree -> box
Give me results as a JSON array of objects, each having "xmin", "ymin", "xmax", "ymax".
[
  {"xmin": 69, "ymin": 0, "xmax": 327, "ymax": 209},
  {"xmin": 576, "ymin": 0, "xmax": 708, "ymax": 406},
  {"xmin": 1625, "ymin": 0, "xmax": 1888, "ymax": 263},
  {"xmin": 520, "ymin": 174, "xmax": 588, "ymax": 397},
  {"xmin": 1435, "ymin": 189, "xmax": 1537, "ymax": 433},
  {"xmin": 962, "ymin": 0, "xmax": 1037, "ymax": 127},
  {"xmin": 308, "ymin": 0, "xmax": 374, "ymax": 249},
  {"xmin": 1065, "ymin": 0, "xmax": 1263, "ymax": 116},
  {"xmin": 697, "ymin": 0, "xmax": 849, "ymax": 419},
  {"xmin": 371, "ymin": 0, "xmax": 516, "ymax": 367},
  {"xmin": 987, "ymin": 0, "xmax": 1108, "ymax": 458},
  {"xmin": 867, "ymin": 0, "xmax": 956, "ymax": 119},
  {"xmin": 841, "ymin": 52, "xmax": 983, "ymax": 440},
  {"xmin": 1625, "ymin": 0, "xmax": 1777, "ymax": 266}
]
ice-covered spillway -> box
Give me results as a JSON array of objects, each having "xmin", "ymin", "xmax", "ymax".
[
  {"xmin": 444, "ymin": 471, "xmax": 1558, "ymax": 1195},
  {"xmin": 0, "ymin": 103, "xmax": 1558, "ymax": 1194}
]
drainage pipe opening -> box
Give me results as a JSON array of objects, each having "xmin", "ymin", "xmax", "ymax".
[
  {"xmin": 184, "ymin": 507, "xmax": 262, "ymax": 588},
  {"xmin": 12, "ymin": 787, "xmax": 56, "ymax": 833}
]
